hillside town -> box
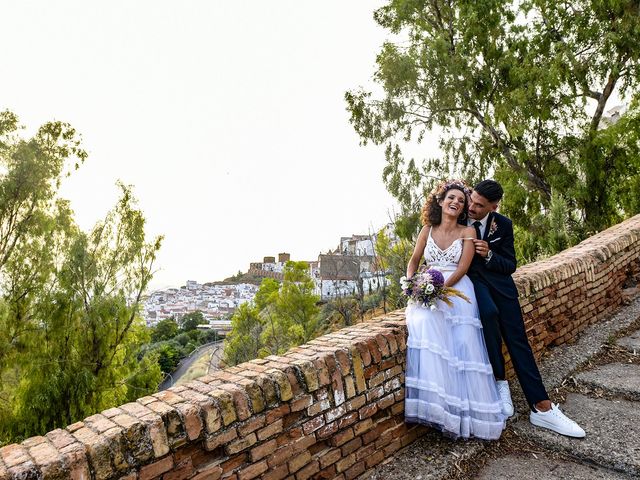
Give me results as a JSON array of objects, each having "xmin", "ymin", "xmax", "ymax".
[
  {"xmin": 142, "ymin": 281, "xmax": 258, "ymax": 328},
  {"xmin": 142, "ymin": 223, "xmax": 399, "ymax": 327}
]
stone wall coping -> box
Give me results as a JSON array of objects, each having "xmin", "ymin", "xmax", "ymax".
[
  {"xmin": 514, "ymin": 214, "xmax": 640, "ymax": 295},
  {"xmin": 1, "ymin": 214, "xmax": 639, "ymax": 480}
]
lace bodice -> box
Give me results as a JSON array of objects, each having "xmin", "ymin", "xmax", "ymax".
[{"xmin": 424, "ymin": 228, "xmax": 463, "ymax": 267}]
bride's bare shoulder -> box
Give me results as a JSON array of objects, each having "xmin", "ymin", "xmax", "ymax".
[{"xmin": 459, "ymin": 225, "xmax": 476, "ymax": 239}]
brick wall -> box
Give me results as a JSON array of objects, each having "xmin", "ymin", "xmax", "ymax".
[{"xmin": 1, "ymin": 214, "xmax": 639, "ymax": 480}]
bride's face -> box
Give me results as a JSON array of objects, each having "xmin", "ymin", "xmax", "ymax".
[{"xmin": 439, "ymin": 188, "xmax": 466, "ymax": 219}]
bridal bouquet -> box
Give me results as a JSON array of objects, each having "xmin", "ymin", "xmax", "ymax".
[{"xmin": 400, "ymin": 265, "xmax": 470, "ymax": 309}]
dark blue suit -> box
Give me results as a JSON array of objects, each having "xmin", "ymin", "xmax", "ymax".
[{"xmin": 467, "ymin": 212, "xmax": 549, "ymax": 409}]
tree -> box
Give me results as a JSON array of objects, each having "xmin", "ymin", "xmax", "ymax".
[
  {"xmin": 152, "ymin": 342, "xmax": 182, "ymax": 374},
  {"xmin": 223, "ymin": 261, "xmax": 322, "ymax": 366},
  {"xmin": 222, "ymin": 303, "xmax": 264, "ymax": 366},
  {"xmin": 375, "ymin": 228, "xmax": 414, "ymax": 310},
  {"xmin": 346, "ymin": 0, "xmax": 640, "ymax": 254},
  {"xmin": 181, "ymin": 311, "xmax": 205, "ymax": 332},
  {"xmin": 275, "ymin": 261, "xmax": 321, "ymax": 345},
  {"xmin": 151, "ymin": 318, "xmax": 180, "ymax": 342},
  {"xmin": 0, "ymin": 112, "xmax": 163, "ymax": 443}
]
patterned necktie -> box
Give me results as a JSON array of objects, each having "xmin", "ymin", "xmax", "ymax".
[{"xmin": 472, "ymin": 221, "xmax": 482, "ymax": 240}]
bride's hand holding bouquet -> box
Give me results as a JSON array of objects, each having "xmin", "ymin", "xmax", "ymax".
[{"xmin": 400, "ymin": 264, "xmax": 470, "ymax": 309}]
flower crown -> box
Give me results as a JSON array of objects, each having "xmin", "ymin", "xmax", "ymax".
[{"xmin": 431, "ymin": 179, "xmax": 472, "ymax": 199}]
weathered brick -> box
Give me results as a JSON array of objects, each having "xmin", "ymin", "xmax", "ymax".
[
  {"xmin": 71, "ymin": 427, "xmax": 118, "ymax": 480},
  {"xmin": 218, "ymin": 384, "xmax": 251, "ymax": 421},
  {"xmin": 358, "ymin": 403, "xmax": 377, "ymax": 420},
  {"xmin": 290, "ymin": 395, "xmax": 313, "ymax": 412},
  {"xmin": 352, "ymin": 418, "xmax": 372, "ymax": 437},
  {"xmin": 268, "ymin": 445, "xmax": 296, "ymax": 468},
  {"xmin": 256, "ymin": 374, "xmax": 279, "ymax": 408},
  {"xmin": 366, "ymin": 386, "xmax": 385, "ymax": 402},
  {"xmin": 164, "ymin": 458, "xmax": 194, "ymax": 480},
  {"xmin": 84, "ymin": 414, "xmax": 117, "ymax": 433},
  {"xmin": 28, "ymin": 441, "xmax": 66, "ymax": 479},
  {"xmin": 204, "ymin": 428, "xmax": 238, "ymax": 451},
  {"xmin": 250, "ymin": 439, "xmax": 277, "ymax": 462},
  {"xmin": 349, "ymin": 347, "xmax": 366, "ymax": 394},
  {"xmin": 365, "ymin": 449, "xmax": 385, "ymax": 468},
  {"xmin": 344, "ymin": 376, "xmax": 356, "ymax": 399},
  {"xmin": 315, "ymin": 421, "xmax": 338, "ymax": 440},
  {"xmin": 257, "ymin": 418, "xmax": 283, "ymax": 441},
  {"xmin": 337, "ymin": 412, "xmax": 359, "ymax": 430},
  {"xmin": 318, "ymin": 448, "xmax": 341, "ymax": 469},
  {"xmin": 335, "ymin": 453, "xmax": 356, "ymax": 473},
  {"xmin": 288, "ymin": 450, "xmax": 311, "ymax": 473},
  {"xmin": 238, "ymin": 379, "xmax": 266, "ymax": 414},
  {"xmin": 238, "ymin": 415, "xmax": 266, "ymax": 437},
  {"xmin": 345, "ymin": 395, "xmax": 365, "ymax": 412},
  {"xmin": 226, "ymin": 433, "xmax": 257, "ymax": 455},
  {"xmin": 307, "ymin": 399, "xmax": 331, "ymax": 417},
  {"xmin": 176, "ymin": 402, "xmax": 204, "ymax": 441},
  {"xmin": 374, "ymin": 334, "xmax": 390, "ymax": 358},
  {"xmin": 139, "ymin": 456, "xmax": 173, "ymax": 480},
  {"xmin": 331, "ymin": 428, "xmax": 354, "ymax": 447},
  {"xmin": 237, "ymin": 460, "xmax": 268, "ymax": 480},
  {"xmin": 368, "ymin": 372, "xmax": 385, "ymax": 388},
  {"xmin": 345, "ymin": 460, "xmax": 366, "ymax": 480},
  {"xmin": 208, "ymin": 389, "xmax": 238, "ymax": 426},
  {"xmin": 334, "ymin": 349, "xmax": 351, "ymax": 375},
  {"xmin": 221, "ymin": 453, "xmax": 248, "ymax": 475},
  {"xmin": 354, "ymin": 342, "xmax": 372, "ymax": 367},
  {"xmin": 377, "ymin": 393, "xmax": 395, "ymax": 410},
  {"xmin": 296, "ymin": 459, "xmax": 319, "ymax": 480},
  {"xmin": 145, "ymin": 401, "xmax": 185, "ymax": 448},
  {"xmin": 292, "ymin": 360, "xmax": 320, "ymax": 393},
  {"xmin": 1, "ymin": 443, "xmax": 30, "ymax": 467},
  {"xmin": 302, "ymin": 416, "xmax": 325, "ymax": 435},
  {"xmin": 340, "ymin": 437, "xmax": 362, "ymax": 456},
  {"xmin": 154, "ymin": 389, "xmax": 184, "ymax": 405},
  {"xmin": 262, "ymin": 462, "xmax": 289, "ymax": 480},
  {"xmin": 313, "ymin": 357, "xmax": 331, "ymax": 386},
  {"xmin": 325, "ymin": 405, "xmax": 346, "ymax": 423}
]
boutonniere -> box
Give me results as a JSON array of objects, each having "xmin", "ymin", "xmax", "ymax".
[{"xmin": 487, "ymin": 219, "xmax": 498, "ymax": 238}]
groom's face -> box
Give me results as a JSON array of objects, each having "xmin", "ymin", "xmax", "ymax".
[{"xmin": 468, "ymin": 191, "xmax": 498, "ymax": 220}]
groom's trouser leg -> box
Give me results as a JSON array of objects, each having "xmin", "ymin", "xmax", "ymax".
[
  {"xmin": 474, "ymin": 281, "xmax": 506, "ymax": 380},
  {"xmin": 491, "ymin": 293, "xmax": 549, "ymax": 409}
]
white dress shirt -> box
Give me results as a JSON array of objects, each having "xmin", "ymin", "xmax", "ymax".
[{"xmin": 468, "ymin": 213, "xmax": 491, "ymax": 238}]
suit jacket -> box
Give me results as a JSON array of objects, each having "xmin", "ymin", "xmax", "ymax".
[{"xmin": 466, "ymin": 212, "xmax": 519, "ymax": 299}]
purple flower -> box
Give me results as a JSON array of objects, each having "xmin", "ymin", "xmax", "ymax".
[{"xmin": 426, "ymin": 269, "xmax": 444, "ymax": 287}]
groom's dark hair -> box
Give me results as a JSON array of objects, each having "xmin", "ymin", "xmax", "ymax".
[{"xmin": 474, "ymin": 180, "xmax": 503, "ymax": 203}]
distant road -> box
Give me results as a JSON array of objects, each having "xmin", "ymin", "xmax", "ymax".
[{"xmin": 158, "ymin": 340, "xmax": 223, "ymax": 391}]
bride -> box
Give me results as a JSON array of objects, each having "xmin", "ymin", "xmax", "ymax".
[{"xmin": 404, "ymin": 180, "xmax": 506, "ymax": 440}]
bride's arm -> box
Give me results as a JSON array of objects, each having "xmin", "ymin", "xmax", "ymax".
[
  {"xmin": 444, "ymin": 226, "xmax": 476, "ymax": 287},
  {"xmin": 406, "ymin": 226, "xmax": 428, "ymax": 278}
]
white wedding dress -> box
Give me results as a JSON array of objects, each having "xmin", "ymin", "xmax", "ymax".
[{"xmin": 404, "ymin": 228, "xmax": 506, "ymax": 440}]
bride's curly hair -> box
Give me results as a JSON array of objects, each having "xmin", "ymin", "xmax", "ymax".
[{"xmin": 421, "ymin": 179, "xmax": 471, "ymax": 226}]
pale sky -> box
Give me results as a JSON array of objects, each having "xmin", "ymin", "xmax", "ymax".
[{"xmin": 0, "ymin": 1, "xmax": 434, "ymax": 290}]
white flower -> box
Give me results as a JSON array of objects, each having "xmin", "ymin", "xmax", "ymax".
[
  {"xmin": 425, "ymin": 284, "xmax": 435, "ymax": 294},
  {"xmin": 430, "ymin": 304, "xmax": 437, "ymax": 311}
]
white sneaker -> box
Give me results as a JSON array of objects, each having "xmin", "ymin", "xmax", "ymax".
[
  {"xmin": 496, "ymin": 380, "xmax": 514, "ymax": 417},
  {"xmin": 529, "ymin": 403, "xmax": 586, "ymax": 438}
]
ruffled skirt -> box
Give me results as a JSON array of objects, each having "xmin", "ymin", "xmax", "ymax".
[{"xmin": 404, "ymin": 273, "xmax": 505, "ymax": 440}]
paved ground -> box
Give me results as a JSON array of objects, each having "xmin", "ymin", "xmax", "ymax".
[
  {"xmin": 158, "ymin": 340, "xmax": 223, "ymax": 390},
  {"xmin": 475, "ymin": 454, "xmax": 630, "ymax": 480},
  {"xmin": 367, "ymin": 295, "xmax": 640, "ymax": 480}
]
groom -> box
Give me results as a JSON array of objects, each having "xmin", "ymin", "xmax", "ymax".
[{"xmin": 466, "ymin": 180, "xmax": 585, "ymax": 438}]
